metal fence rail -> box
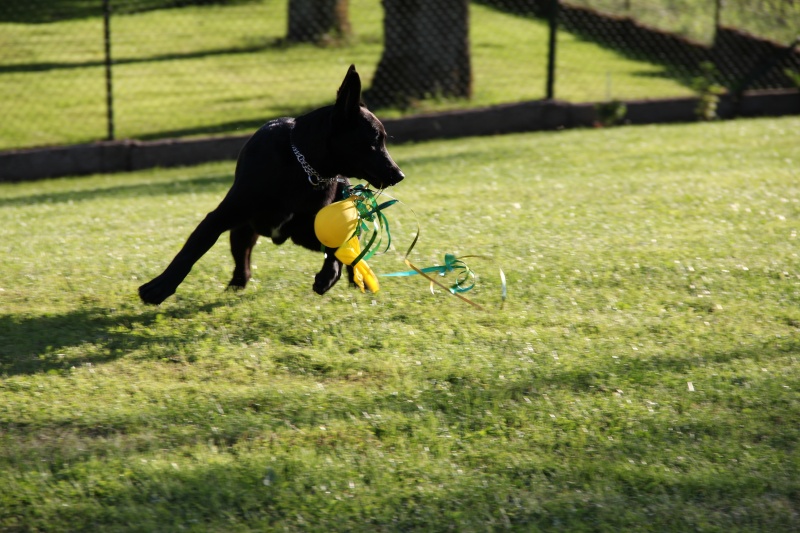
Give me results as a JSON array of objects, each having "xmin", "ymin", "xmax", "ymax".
[{"xmin": 1, "ymin": 0, "xmax": 798, "ymax": 152}]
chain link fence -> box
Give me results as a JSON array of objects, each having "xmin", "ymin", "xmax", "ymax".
[{"xmin": 1, "ymin": 0, "xmax": 798, "ymax": 152}]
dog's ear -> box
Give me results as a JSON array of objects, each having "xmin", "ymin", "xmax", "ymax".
[{"xmin": 333, "ymin": 64, "xmax": 362, "ymax": 123}]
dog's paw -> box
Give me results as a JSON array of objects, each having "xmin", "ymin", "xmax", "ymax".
[
  {"xmin": 138, "ymin": 278, "xmax": 175, "ymax": 305},
  {"xmin": 313, "ymin": 277, "xmax": 335, "ymax": 295},
  {"xmin": 313, "ymin": 267, "xmax": 342, "ymax": 295},
  {"xmin": 226, "ymin": 276, "xmax": 248, "ymax": 291}
]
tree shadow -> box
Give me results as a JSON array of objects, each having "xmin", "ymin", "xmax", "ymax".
[
  {"xmin": 629, "ymin": 64, "xmax": 698, "ymax": 87},
  {"xmin": 0, "ymin": 0, "xmax": 257, "ymax": 25},
  {"xmin": 0, "ymin": 300, "xmax": 226, "ymax": 376},
  {"xmin": 3, "ymin": 414, "xmax": 790, "ymax": 531},
  {"xmin": 133, "ymin": 104, "xmax": 325, "ymax": 141},
  {"xmin": 412, "ymin": 333, "xmax": 800, "ymax": 418},
  {"xmin": 0, "ymin": 40, "xmax": 289, "ymax": 75},
  {"xmin": 511, "ymin": 336, "xmax": 800, "ymax": 396},
  {"xmin": 0, "ymin": 0, "xmax": 102, "ymax": 24}
]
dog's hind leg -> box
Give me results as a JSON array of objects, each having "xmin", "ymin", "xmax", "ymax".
[
  {"xmin": 139, "ymin": 206, "xmax": 241, "ymax": 305},
  {"xmin": 227, "ymin": 224, "xmax": 259, "ymax": 290}
]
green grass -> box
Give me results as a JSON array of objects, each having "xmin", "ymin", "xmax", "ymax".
[
  {"xmin": 0, "ymin": 0, "xmax": 694, "ymax": 150},
  {"xmin": 2, "ymin": 117, "xmax": 799, "ymax": 531}
]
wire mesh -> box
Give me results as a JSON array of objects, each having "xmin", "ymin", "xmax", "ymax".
[
  {"xmin": 550, "ymin": 0, "xmax": 800, "ymax": 102},
  {"xmin": 1, "ymin": 0, "xmax": 797, "ymax": 152}
]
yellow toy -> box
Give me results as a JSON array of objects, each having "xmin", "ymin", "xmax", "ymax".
[
  {"xmin": 334, "ymin": 236, "xmax": 380, "ymax": 293},
  {"xmin": 314, "ymin": 197, "xmax": 359, "ymax": 249},
  {"xmin": 314, "ymin": 197, "xmax": 380, "ymax": 293}
]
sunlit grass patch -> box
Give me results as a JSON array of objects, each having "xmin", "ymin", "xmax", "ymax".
[{"xmin": 1, "ymin": 117, "xmax": 799, "ymax": 531}]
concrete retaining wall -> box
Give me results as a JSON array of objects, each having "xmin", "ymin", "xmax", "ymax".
[{"xmin": 1, "ymin": 89, "xmax": 797, "ymax": 182}]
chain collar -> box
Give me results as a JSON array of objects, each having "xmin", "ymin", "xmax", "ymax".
[{"xmin": 291, "ymin": 143, "xmax": 346, "ymax": 189}]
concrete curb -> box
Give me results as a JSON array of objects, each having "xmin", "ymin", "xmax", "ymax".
[
  {"xmin": 1, "ymin": 89, "xmax": 797, "ymax": 182},
  {"xmin": 0, "ymin": 136, "xmax": 250, "ymax": 183},
  {"xmin": 383, "ymin": 89, "xmax": 799, "ymax": 142}
]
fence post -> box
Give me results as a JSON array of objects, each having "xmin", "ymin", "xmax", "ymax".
[
  {"xmin": 546, "ymin": 0, "xmax": 559, "ymax": 100},
  {"xmin": 103, "ymin": 0, "xmax": 115, "ymax": 141}
]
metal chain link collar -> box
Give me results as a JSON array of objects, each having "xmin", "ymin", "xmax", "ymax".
[{"xmin": 291, "ymin": 143, "xmax": 346, "ymax": 189}]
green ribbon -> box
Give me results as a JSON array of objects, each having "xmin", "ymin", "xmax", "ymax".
[
  {"xmin": 337, "ymin": 186, "xmax": 507, "ymax": 309},
  {"xmin": 341, "ymin": 185, "xmax": 397, "ymax": 267},
  {"xmin": 382, "ymin": 253, "xmax": 476, "ymax": 294}
]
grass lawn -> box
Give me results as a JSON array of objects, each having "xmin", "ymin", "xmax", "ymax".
[
  {"xmin": 1, "ymin": 116, "xmax": 799, "ymax": 531},
  {"xmin": 0, "ymin": 0, "xmax": 694, "ymax": 150}
]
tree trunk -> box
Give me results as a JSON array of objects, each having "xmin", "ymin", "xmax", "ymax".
[
  {"xmin": 287, "ymin": 0, "xmax": 351, "ymax": 44},
  {"xmin": 365, "ymin": 0, "xmax": 472, "ymax": 108}
]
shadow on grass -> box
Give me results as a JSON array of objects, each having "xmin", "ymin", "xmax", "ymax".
[
  {"xmin": 0, "ymin": 40, "xmax": 290, "ymax": 75},
  {"xmin": 630, "ymin": 65, "xmax": 697, "ymax": 87},
  {"xmin": 133, "ymin": 119, "xmax": 267, "ymax": 142},
  {"xmin": 0, "ymin": 0, "xmax": 257, "ymax": 24},
  {"xmin": 132, "ymin": 105, "xmax": 325, "ymax": 141},
  {"xmin": 0, "ymin": 173, "xmax": 233, "ymax": 208},
  {"xmin": 0, "ymin": 0, "xmax": 102, "ymax": 24},
  {"xmin": 408, "ymin": 334, "xmax": 800, "ymax": 414},
  {"xmin": 0, "ymin": 300, "xmax": 225, "ymax": 376},
  {"xmin": 2, "ymin": 321, "xmax": 797, "ymax": 529},
  {"xmin": 517, "ymin": 337, "xmax": 800, "ymax": 394},
  {"xmin": 6, "ymin": 419, "xmax": 796, "ymax": 531}
]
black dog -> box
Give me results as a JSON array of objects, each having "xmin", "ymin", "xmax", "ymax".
[{"xmin": 138, "ymin": 65, "xmax": 404, "ymax": 305}]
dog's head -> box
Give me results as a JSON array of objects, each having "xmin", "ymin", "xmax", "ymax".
[{"xmin": 328, "ymin": 65, "xmax": 405, "ymax": 190}]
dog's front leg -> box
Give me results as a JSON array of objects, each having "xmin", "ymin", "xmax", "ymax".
[
  {"xmin": 227, "ymin": 224, "xmax": 259, "ymax": 290},
  {"xmin": 313, "ymin": 248, "xmax": 344, "ymax": 295},
  {"xmin": 139, "ymin": 207, "xmax": 239, "ymax": 304}
]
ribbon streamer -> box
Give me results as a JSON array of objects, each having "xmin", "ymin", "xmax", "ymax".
[
  {"xmin": 341, "ymin": 185, "xmax": 397, "ymax": 267},
  {"xmin": 499, "ymin": 268, "xmax": 507, "ymax": 309},
  {"xmin": 383, "ymin": 254, "xmax": 507, "ymax": 311},
  {"xmin": 382, "ymin": 253, "xmax": 477, "ymax": 294},
  {"xmin": 391, "ymin": 257, "xmax": 485, "ymax": 311},
  {"xmin": 337, "ymin": 185, "xmax": 506, "ymax": 309}
]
